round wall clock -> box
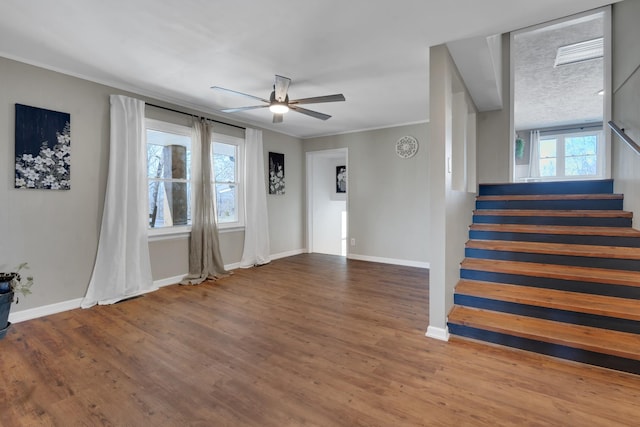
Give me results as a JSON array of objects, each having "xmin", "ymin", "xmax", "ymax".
[{"xmin": 395, "ymin": 136, "xmax": 418, "ymax": 159}]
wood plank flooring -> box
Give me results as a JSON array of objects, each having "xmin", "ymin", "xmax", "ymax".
[{"xmin": 1, "ymin": 254, "xmax": 640, "ymax": 426}]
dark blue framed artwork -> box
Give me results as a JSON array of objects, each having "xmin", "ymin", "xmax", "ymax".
[{"xmin": 15, "ymin": 104, "xmax": 71, "ymax": 190}]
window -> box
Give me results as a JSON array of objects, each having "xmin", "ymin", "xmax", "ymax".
[
  {"xmin": 538, "ymin": 130, "xmax": 602, "ymax": 179},
  {"xmin": 146, "ymin": 120, "xmax": 192, "ymax": 232},
  {"xmin": 212, "ymin": 134, "xmax": 244, "ymax": 229},
  {"xmin": 145, "ymin": 119, "xmax": 244, "ymax": 235}
]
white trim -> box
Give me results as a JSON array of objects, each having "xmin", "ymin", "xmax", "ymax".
[
  {"xmin": 226, "ymin": 249, "xmax": 306, "ymax": 270},
  {"xmin": 8, "ymin": 298, "xmax": 83, "ymax": 324},
  {"xmin": 271, "ymin": 249, "xmax": 306, "ymax": 260},
  {"xmin": 510, "ymin": 6, "xmax": 611, "ymax": 182},
  {"xmin": 154, "ymin": 275, "xmax": 187, "ymax": 288},
  {"xmin": 224, "ymin": 262, "xmax": 242, "ymax": 271},
  {"xmin": 347, "ymin": 253, "xmax": 429, "ymax": 269},
  {"xmin": 148, "ymin": 229, "xmax": 191, "ymax": 241},
  {"xmin": 425, "ymin": 325, "xmax": 450, "ymax": 341},
  {"xmin": 306, "ymin": 148, "xmax": 349, "ymax": 256}
]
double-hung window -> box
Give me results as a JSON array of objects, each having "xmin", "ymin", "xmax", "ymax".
[
  {"xmin": 538, "ymin": 129, "xmax": 603, "ymax": 179},
  {"xmin": 212, "ymin": 134, "xmax": 244, "ymax": 229},
  {"xmin": 146, "ymin": 119, "xmax": 192, "ymax": 233},
  {"xmin": 145, "ymin": 119, "xmax": 245, "ymax": 235}
]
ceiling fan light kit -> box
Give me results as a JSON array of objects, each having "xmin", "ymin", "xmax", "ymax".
[{"xmin": 212, "ymin": 75, "xmax": 345, "ymax": 123}]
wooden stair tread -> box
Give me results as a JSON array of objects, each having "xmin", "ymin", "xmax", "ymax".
[
  {"xmin": 477, "ymin": 194, "xmax": 623, "ymax": 201},
  {"xmin": 474, "ymin": 209, "xmax": 632, "ymax": 218},
  {"xmin": 461, "ymin": 258, "xmax": 640, "ymax": 287},
  {"xmin": 455, "ymin": 279, "xmax": 640, "ymax": 322},
  {"xmin": 466, "ymin": 239, "xmax": 640, "ymax": 260},
  {"xmin": 448, "ymin": 306, "xmax": 640, "ymax": 361},
  {"xmin": 469, "ymin": 223, "xmax": 640, "ymax": 237}
]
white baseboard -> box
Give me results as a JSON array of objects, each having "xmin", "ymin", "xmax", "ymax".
[
  {"xmin": 347, "ymin": 253, "xmax": 429, "ymax": 269},
  {"xmin": 271, "ymin": 248, "xmax": 305, "ymax": 260},
  {"xmin": 9, "ymin": 298, "xmax": 83, "ymax": 324},
  {"xmin": 154, "ymin": 274, "xmax": 187, "ymax": 288},
  {"xmin": 425, "ymin": 325, "xmax": 450, "ymax": 341}
]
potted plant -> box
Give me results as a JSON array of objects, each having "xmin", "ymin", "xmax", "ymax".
[{"xmin": 0, "ymin": 263, "xmax": 33, "ymax": 339}]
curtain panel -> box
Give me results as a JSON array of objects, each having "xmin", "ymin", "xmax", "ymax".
[
  {"xmin": 181, "ymin": 119, "xmax": 229, "ymax": 285},
  {"xmin": 82, "ymin": 95, "xmax": 156, "ymax": 308},
  {"xmin": 240, "ymin": 128, "xmax": 271, "ymax": 267}
]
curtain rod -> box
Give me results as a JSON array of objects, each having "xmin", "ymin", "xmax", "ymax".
[{"xmin": 146, "ymin": 103, "xmax": 246, "ymax": 131}]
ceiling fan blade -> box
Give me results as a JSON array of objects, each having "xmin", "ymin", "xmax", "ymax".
[
  {"xmin": 221, "ymin": 105, "xmax": 268, "ymax": 113},
  {"xmin": 290, "ymin": 105, "xmax": 331, "ymax": 120},
  {"xmin": 274, "ymin": 75, "xmax": 291, "ymax": 102},
  {"xmin": 289, "ymin": 94, "xmax": 345, "ymax": 105},
  {"xmin": 272, "ymin": 113, "xmax": 284, "ymax": 124},
  {"xmin": 211, "ymin": 86, "xmax": 269, "ymax": 103}
]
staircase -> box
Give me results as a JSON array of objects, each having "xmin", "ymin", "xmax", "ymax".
[{"xmin": 447, "ymin": 179, "xmax": 640, "ymax": 375}]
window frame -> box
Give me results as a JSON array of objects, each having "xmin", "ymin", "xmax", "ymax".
[
  {"xmin": 212, "ymin": 133, "xmax": 245, "ymax": 231},
  {"xmin": 537, "ymin": 129, "xmax": 604, "ymax": 181},
  {"xmin": 146, "ymin": 119, "xmax": 193, "ymax": 239}
]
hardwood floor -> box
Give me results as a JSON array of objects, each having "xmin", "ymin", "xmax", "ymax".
[{"xmin": 1, "ymin": 254, "xmax": 639, "ymax": 426}]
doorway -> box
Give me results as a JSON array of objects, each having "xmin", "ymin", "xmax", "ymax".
[
  {"xmin": 306, "ymin": 148, "xmax": 348, "ymax": 256},
  {"xmin": 511, "ymin": 7, "xmax": 611, "ymax": 182}
]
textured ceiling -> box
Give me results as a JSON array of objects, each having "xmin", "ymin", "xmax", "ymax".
[
  {"xmin": 514, "ymin": 13, "xmax": 605, "ymax": 131},
  {"xmin": 0, "ymin": 0, "xmax": 616, "ymax": 138}
]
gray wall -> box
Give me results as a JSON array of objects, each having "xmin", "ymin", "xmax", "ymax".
[
  {"xmin": 477, "ymin": 33, "xmax": 512, "ymax": 184},
  {"xmin": 427, "ymin": 44, "xmax": 477, "ymax": 338},
  {"xmin": 0, "ymin": 56, "xmax": 304, "ymax": 312},
  {"xmin": 612, "ymin": 0, "xmax": 640, "ymax": 228},
  {"xmin": 304, "ymin": 122, "xmax": 429, "ymax": 265}
]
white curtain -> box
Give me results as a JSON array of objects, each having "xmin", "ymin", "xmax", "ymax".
[
  {"xmin": 82, "ymin": 95, "xmax": 156, "ymax": 308},
  {"xmin": 240, "ymin": 128, "xmax": 271, "ymax": 267},
  {"xmin": 528, "ymin": 130, "xmax": 541, "ymax": 178},
  {"xmin": 181, "ymin": 119, "xmax": 229, "ymax": 285}
]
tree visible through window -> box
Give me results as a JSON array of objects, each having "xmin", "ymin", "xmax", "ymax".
[
  {"xmin": 146, "ymin": 121, "xmax": 192, "ymax": 229},
  {"xmin": 212, "ymin": 136, "xmax": 244, "ymax": 227},
  {"xmin": 538, "ymin": 130, "xmax": 601, "ymax": 179},
  {"xmin": 145, "ymin": 119, "xmax": 244, "ymax": 233}
]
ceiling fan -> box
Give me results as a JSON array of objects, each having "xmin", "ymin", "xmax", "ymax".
[{"xmin": 211, "ymin": 75, "xmax": 345, "ymax": 123}]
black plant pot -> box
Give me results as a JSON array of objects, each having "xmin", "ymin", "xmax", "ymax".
[{"xmin": 0, "ymin": 290, "xmax": 14, "ymax": 339}]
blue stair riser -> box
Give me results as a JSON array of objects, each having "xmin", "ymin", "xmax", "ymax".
[
  {"xmin": 459, "ymin": 269, "xmax": 640, "ymax": 299},
  {"xmin": 454, "ymin": 294, "xmax": 640, "ymax": 334},
  {"xmin": 446, "ymin": 323, "xmax": 640, "ymax": 376},
  {"xmin": 479, "ymin": 179, "xmax": 613, "ymax": 196},
  {"xmin": 464, "ymin": 248, "xmax": 640, "ymax": 271},
  {"xmin": 468, "ymin": 230, "xmax": 640, "ymax": 248},
  {"xmin": 473, "ymin": 215, "xmax": 632, "ymax": 227},
  {"xmin": 476, "ymin": 199, "xmax": 623, "ymax": 211}
]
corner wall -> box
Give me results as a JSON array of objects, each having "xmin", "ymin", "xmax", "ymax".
[{"xmin": 304, "ymin": 122, "xmax": 429, "ymax": 267}]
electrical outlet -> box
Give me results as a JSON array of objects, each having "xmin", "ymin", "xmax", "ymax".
[{"xmin": 350, "ymin": 238, "xmax": 356, "ymax": 246}]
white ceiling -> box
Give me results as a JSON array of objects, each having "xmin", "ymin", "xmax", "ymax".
[
  {"xmin": 0, "ymin": 0, "xmax": 617, "ymax": 138},
  {"xmin": 513, "ymin": 12, "xmax": 605, "ymax": 131}
]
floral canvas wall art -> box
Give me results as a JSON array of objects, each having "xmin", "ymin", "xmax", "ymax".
[
  {"xmin": 15, "ymin": 104, "xmax": 71, "ymax": 190},
  {"xmin": 268, "ymin": 152, "xmax": 285, "ymax": 195}
]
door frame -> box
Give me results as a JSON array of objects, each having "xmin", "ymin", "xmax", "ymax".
[
  {"xmin": 305, "ymin": 148, "xmax": 349, "ymax": 254},
  {"xmin": 509, "ymin": 5, "xmax": 612, "ymax": 182}
]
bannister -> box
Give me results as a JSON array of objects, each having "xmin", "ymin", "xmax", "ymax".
[{"xmin": 608, "ymin": 121, "xmax": 640, "ymax": 155}]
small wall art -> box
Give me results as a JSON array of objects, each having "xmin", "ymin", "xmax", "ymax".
[
  {"xmin": 15, "ymin": 104, "xmax": 71, "ymax": 190},
  {"xmin": 268, "ymin": 151, "xmax": 285, "ymax": 195},
  {"xmin": 336, "ymin": 165, "xmax": 346, "ymax": 193}
]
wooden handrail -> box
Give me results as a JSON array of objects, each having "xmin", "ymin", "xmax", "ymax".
[{"xmin": 608, "ymin": 121, "xmax": 640, "ymax": 155}]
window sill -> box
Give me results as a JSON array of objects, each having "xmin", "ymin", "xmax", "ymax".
[
  {"xmin": 219, "ymin": 225, "xmax": 245, "ymax": 234},
  {"xmin": 147, "ymin": 224, "xmax": 245, "ymax": 241},
  {"xmin": 148, "ymin": 226, "xmax": 191, "ymax": 242}
]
